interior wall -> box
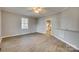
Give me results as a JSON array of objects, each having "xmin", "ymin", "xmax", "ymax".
[
  {"xmin": 52, "ymin": 8, "xmax": 79, "ymax": 49},
  {"xmin": 1, "ymin": 11, "xmax": 37, "ymax": 37},
  {"xmin": 0, "ymin": 10, "xmax": 1, "ymax": 37},
  {"xmin": 0, "ymin": 10, "xmax": 2, "ymax": 43},
  {"xmin": 0, "ymin": 9, "xmax": 2, "ymax": 44},
  {"xmin": 36, "ymin": 17, "xmax": 46, "ymax": 33},
  {"xmin": 37, "ymin": 8, "xmax": 79, "ymax": 50}
]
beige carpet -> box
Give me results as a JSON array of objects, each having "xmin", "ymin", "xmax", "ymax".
[{"xmin": 1, "ymin": 33, "xmax": 76, "ymax": 52}]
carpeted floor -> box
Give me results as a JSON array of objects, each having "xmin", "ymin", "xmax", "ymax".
[{"xmin": 1, "ymin": 33, "xmax": 76, "ymax": 52}]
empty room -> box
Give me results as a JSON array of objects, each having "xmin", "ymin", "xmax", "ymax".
[{"xmin": 0, "ymin": 7, "xmax": 79, "ymax": 52}]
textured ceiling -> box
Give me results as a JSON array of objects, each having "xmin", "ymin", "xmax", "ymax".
[{"xmin": 1, "ymin": 7, "xmax": 67, "ymax": 18}]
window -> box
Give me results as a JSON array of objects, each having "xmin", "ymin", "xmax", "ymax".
[{"xmin": 21, "ymin": 17, "xmax": 28, "ymax": 29}]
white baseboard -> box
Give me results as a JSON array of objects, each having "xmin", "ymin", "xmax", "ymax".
[
  {"xmin": 1, "ymin": 32, "xmax": 36, "ymax": 38},
  {"xmin": 53, "ymin": 34, "xmax": 79, "ymax": 50}
]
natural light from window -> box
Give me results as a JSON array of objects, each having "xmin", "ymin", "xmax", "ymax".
[{"xmin": 21, "ymin": 17, "xmax": 28, "ymax": 29}]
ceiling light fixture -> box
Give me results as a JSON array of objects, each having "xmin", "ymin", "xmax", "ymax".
[{"xmin": 32, "ymin": 7, "xmax": 43, "ymax": 14}]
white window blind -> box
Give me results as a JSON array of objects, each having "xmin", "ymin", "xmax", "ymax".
[{"xmin": 21, "ymin": 17, "xmax": 28, "ymax": 29}]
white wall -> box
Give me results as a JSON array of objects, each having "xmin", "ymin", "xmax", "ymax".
[
  {"xmin": 60, "ymin": 8, "xmax": 79, "ymax": 31},
  {"xmin": 1, "ymin": 11, "xmax": 37, "ymax": 38},
  {"xmin": 52, "ymin": 8, "xmax": 79, "ymax": 49},
  {"xmin": 37, "ymin": 17, "xmax": 46, "ymax": 33},
  {"xmin": 0, "ymin": 10, "xmax": 1, "ymax": 37},
  {"xmin": 37, "ymin": 8, "xmax": 79, "ymax": 50},
  {"xmin": 0, "ymin": 9, "xmax": 2, "ymax": 47}
]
